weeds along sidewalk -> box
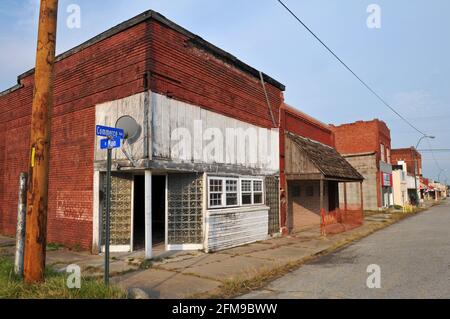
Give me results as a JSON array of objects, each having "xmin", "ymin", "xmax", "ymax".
[
  {"xmin": 113, "ymin": 203, "xmax": 437, "ymax": 299},
  {"xmin": 0, "ymin": 201, "xmax": 440, "ymax": 299}
]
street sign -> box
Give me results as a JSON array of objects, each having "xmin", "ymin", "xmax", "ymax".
[
  {"xmin": 100, "ymin": 137, "xmax": 121, "ymax": 150},
  {"xmin": 96, "ymin": 125, "xmax": 125, "ymax": 139},
  {"xmin": 96, "ymin": 124, "xmax": 125, "ymax": 286}
]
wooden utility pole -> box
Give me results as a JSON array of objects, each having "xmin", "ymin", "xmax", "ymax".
[{"xmin": 23, "ymin": 0, "xmax": 58, "ymax": 284}]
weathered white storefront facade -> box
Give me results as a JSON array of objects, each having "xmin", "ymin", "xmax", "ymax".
[{"xmin": 92, "ymin": 91, "xmax": 280, "ymax": 258}]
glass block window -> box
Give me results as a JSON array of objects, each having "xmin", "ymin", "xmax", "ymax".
[
  {"xmin": 101, "ymin": 173, "xmax": 133, "ymax": 247},
  {"xmin": 167, "ymin": 174, "xmax": 203, "ymax": 245},
  {"xmin": 265, "ymin": 176, "xmax": 280, "ymax": 235}
]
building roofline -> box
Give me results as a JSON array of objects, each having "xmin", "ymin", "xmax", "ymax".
[
  {"xmin": 0, "ymin": 84, "xmax": 24, "ymax": 97},
  {"xmin": 283, "ymin": 103, "xmax": 332, "ymax": 132},
  {"xmin": 391, "ymin": 147, "xmax": 419, "ymax": 152},
  {"xmin": 2, "ymin": 10, "xmax": 284, "ymax": 95},
  {"xmin": 341, "ymin": 151, "xmax": 377, "ymax": 157},
  {"xmin": 330, "ymin": 118, "xmax": 388, "ymax": 129}
]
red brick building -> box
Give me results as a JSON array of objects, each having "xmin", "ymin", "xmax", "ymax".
[
  {"xmin": 391, "ymin": 147, "xmax": 422, "ymax": 176},
  {"xmin": 330, "ymin": 119, "xmax": 393, "ymax": 210},
  {"xmin": 0, "ymin": 9, "xmax": 367, "ymax": 255},
  {"xmin": 279, "ymin": 105, "xmax": 363, "ymax": 235},
  {"xmin": 0, "ymin": 10, "xmax": 285, "ymax": 255}
]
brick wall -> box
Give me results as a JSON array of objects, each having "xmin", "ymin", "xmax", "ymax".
[
  {"xmin": 0, "ymin": 12, "xmax": 284, "ymax": 249},
  {"xmin": 331, "ymin": 119, "xmax": 391, "ymax": 164},
  {"xmin": 391, "ymin": 148, "xmax": 422, "ymax": 176},
  {"xmin": 282, "ymin": 104, "xmax": 335, "ymax": 147},
  {"xmin": 331, "ymin": 119, "xmax": 392, "ymax": 209}
]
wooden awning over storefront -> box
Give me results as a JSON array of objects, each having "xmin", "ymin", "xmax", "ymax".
[
  {"xmin": 285, "ymin": 132, "xmax": 365, "ymax": 236},
  {"xmin": 285, "ymin": 132, "xmax": 363, "ymax": 182}
]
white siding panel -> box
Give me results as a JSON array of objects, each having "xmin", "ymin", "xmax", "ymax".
[
  {"xmin": 95, "ymin": 91, "xmax": 280, "ymax": 173},
  {"xmin": 160, "ymin": 95, "xmax": 171, "ymax": 158},
  {"xmin": 94, "ymin": 93, "xmax": 145, "ymax": 162},
  {"xmin": 150, "ymin": 92, "xmax": 279, "ymax": 172},
  {"xmin": 152, "ymin": 93, "xmax": 164, "ymax": 158},
  {"xmin": 206, "ymin": 206, "xmax": 269, "ymax": 252}
]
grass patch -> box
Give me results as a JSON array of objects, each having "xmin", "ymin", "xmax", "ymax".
[
  {"xmin": 0, "ymin": 257, "xmax": 126, "ymax": 299},
  {"xmin": 46, "ymin": 243, "xmax": 64, "ymax": 251}
]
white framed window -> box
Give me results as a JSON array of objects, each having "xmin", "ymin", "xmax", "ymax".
[
  {"xmin": 208, "ymin": 178, "xmax": 224, "ymax": 208},
  {"xmin": 240, "ymin": 178, "xmax": 264, "ymax": 206},
  {"xmin": 208, "ymin": 177, "xmax": 239, "ymax": 209},
  {"xmin": 208, "ymin": 176, "xmax": 264, "ymax": 209},
  {"xmin": 225, "ymin": 179, "xmax": 239, "ymax": 206}
]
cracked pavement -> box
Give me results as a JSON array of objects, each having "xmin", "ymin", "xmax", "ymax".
[{"xmin": 241, "ymin": 200, "xmax": 450, "ymax": 299}]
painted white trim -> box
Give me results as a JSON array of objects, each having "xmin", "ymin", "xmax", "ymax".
[
  {"xmin": 92, "ymin": 171, "xmax": 101, "ymax": 254},
  {"xmin": 202, "ymin": 173, "xmax": 208, "ymax": 253},
  {"xmin": 240, "ymin": 177, "xmax": 265, "ymax": 206},
  {"xmin": 167, "ymin": 244, "xmax": 204, "ymax": 251},
  {"xmin": 101, "ymin": 245, "xmax": 131, "ymax": 253},
  {"xmin": 165, "ymin": 174, "xmax": 169, "ymax": 251},
  {"xmin": 207, "ymin": 205, "xmax": 270, "ymax": 216},
  {"xmin": 206, "ymin": 175, "xmax": 265, "ymax": 210},
  {"xmin": 207, "ymin": 176, "xmax": 239, "ymax": 209},
  {"xmin": 145, "ymin": 171, "xmax": 152, "ymax": 259},
  {"xmin": 130, "ymin": 176, "xmax": 135, "ymax": 251}
]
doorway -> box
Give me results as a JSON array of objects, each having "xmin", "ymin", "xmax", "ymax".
[
  {"xmin": 152, "ymin": 175, "xmax": 166, "ymax": 245},
  {"xmin": 132, "ymin": 174, "xmax": 166, "ymax": 251}
]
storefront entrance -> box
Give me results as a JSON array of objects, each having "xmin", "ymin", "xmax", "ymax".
[{"xmin": 133, "ymin": 175, "xmax": 166, "ymax": 250}]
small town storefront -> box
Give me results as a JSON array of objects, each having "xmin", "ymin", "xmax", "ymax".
[
  {"xmin": 284, "ymin": 133, "xmax": 364, "ymax": 235},
  {"xmin": 92, "ymin": 91, "xmax": 281, "ymax": 258}
]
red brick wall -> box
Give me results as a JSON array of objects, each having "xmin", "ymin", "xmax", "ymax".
[
  {"xmin": 0, "ymin": 15, "xmax": 284, "ymax": 249},
  {"xmin": 331, "ymin": 119, "xmax": 391, "ymax": 164},
  {"xmin": 331, "ymin": 119, "xmax": 392, "ymax": 208},
  {"xmin": 282, "ymin": 105, "xmax": 335, "ymax": 148},
  {"xmin": 391, "ymin": 148, "xmax": 422, "ymax": 176}
]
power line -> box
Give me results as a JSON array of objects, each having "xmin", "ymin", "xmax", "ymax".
[
  {"xmin": 425, "ymin": 138, "xmax": 448, "ymax": 181},
  {"xmin": 276, "ymin": 0, "xmax": 428, "ymax": 136}
]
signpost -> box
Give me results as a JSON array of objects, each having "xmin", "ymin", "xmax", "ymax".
[{"xmin": 96, "ymin": 125, "xmax": 124, "ymax": 286}]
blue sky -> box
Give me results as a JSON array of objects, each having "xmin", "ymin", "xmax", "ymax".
[{"xmin": 1, "ymin": 0, "xmax": 449, "ymax": 182}]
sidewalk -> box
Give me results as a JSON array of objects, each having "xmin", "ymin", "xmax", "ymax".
[{"xmin": 0, "ymin": 201, "xmax": 440, "ymax": 299}]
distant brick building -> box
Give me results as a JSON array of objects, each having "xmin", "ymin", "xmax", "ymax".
[
  {"xmin": 391, "ymin": 148, "xmax": 423, "ymax": 204},
  {"xmin": 391, "ymin": 147, "xmax": 422, "ymax": 176},
  {"xmin": 330, "ymin": 119, "xmax": 393, "ymax": 210}
]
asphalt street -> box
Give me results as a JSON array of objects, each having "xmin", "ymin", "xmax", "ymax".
[{"xmin": 242, "ymin": 200, "xmax": 450, "ymax": 299}]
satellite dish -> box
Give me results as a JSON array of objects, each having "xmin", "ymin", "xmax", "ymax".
[{"xmin": 115, "ymin": 115, "xmax": 141, "ymax": 145}]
